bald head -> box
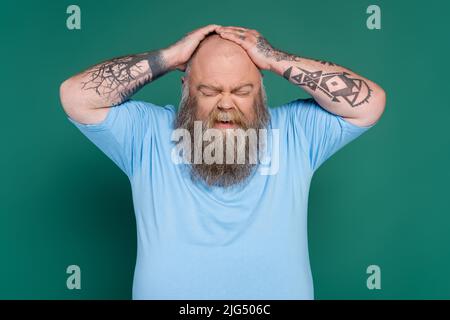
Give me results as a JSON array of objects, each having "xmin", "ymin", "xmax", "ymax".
[
  {"xmin": 185, "ymin": 34, "xmax": 262, "ymax": 86},
  {"xmin": 175, "ymin": 34, "xmax": 270, "ymax": 188}
]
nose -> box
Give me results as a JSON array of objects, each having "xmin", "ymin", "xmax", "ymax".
[{"xmin": 217, "ymin": 93, "xmax": 235, "ymax": 111}]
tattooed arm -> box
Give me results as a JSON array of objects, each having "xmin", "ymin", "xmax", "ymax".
[
  {"xmin": 216, "ymin": 26, "xmax": 386, "ymax": 127},
  {"xmin": 60, "ymin": 24, "xmax": 221, "ymax": 124},
  {"xmin": 269, "ymin": 56, "xmax": 385, "ymax": 126},
  {"xmin": 59, "ymin": 50, "xmax": 172, "ymax": 124}
]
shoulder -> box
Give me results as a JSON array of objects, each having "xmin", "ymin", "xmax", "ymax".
[
  {"xmin": 108, "ymin": 99, "xmax": 177, "ymax": 132},
  {"xmin": 269, "ymin": 98, "xmax": 318, "ymax": 127},
  {"xmin": 118, "ymin": 99, "xmax": 176, "ymax": 118},
  {"xmin": 269, "ymin": 98, "xmax": 318, "ymax": 118}
]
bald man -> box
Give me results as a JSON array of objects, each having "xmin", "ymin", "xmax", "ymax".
[{"xmin": 60, "ymin": 25, "xmax": 386, "ymax": 299}]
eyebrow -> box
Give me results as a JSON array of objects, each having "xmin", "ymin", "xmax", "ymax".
[{"xmin": 197, "ymin": 83, "xmax": 254, "ymax": 92}]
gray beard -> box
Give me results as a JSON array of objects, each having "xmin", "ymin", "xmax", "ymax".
[{"xmin": 174, "ymin": 84, "xmax": 270, "ymax": 188}]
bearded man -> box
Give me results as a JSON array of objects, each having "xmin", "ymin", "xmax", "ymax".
[{"xmin": 59, "ymin": 24, "xmax": 386, "ymax": 299}]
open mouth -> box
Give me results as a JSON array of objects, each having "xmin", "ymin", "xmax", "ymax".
[{"xmin": 214, "ymin": 120, "xmax": 237, "ymax": 129}]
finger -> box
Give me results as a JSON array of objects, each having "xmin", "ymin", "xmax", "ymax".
[
  {"xmin": 194, "ymin": 24, "xmax": 222, "ymax": 37},
  {"xmin": 203, "ymin": 24, "xmax": 222, "ymax": 32},
  {"xmin": 218, "ymin": 27, "xmax": 255, "ymax": 39},
  {"xmin": 226, "ymin": 26, "xmax": 248, "ymax": 33},
  {"xmin": 188, "ymin": 24, "xmax": 222, "ymax": 43},
  {"xmin": 219, "ymin": 25, "xmax": 248, "ymax": 31},
  {"xmin": 219, "ymin": 29, "xmax": 253, "ymax": 42},
  {"xmin": 206, "ymin": 25, "xmax": 223, "ymax": 36},
  {"xmin": 177, "ymin": 63, "xmax": 187, "ymax": 72},
  {"xmin": 218, "ymin": 31, "xmax": 247, "ymax": 45},
  {"xmin": 217, "ymin": 26, "xmax": 247, "ymax": 35}
]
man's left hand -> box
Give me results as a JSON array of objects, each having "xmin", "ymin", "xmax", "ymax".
[{"xmin": 216, "ymin": 26, "xmax": 288, "ymax": 71}]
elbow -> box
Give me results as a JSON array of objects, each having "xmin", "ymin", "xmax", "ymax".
[
  {"xmin": 59, "ymin": 78, "xmax": 73, "ymax": 115},
  {"xmin": 372, "ymin": 88, "xmax": 387, "ymax": 123},
  {"xmin": 59, "ymin": 78, "xmax": 109, "ymax": 124},
  {"xmin": 59, "ymin": 78, "xmax": 86, "ymax": 119},
  {"xmin": 359, "ymin": 87, "xmax": 386, "ymax": 127}
]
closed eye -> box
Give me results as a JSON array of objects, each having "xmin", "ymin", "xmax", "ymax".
[
  {"xmin": 200, "ymin": 90, "xmax": 219, "ymax": 97},
  {"xmin": 234, "ymin": 91, "xmax": 251, "ymax": 96}
]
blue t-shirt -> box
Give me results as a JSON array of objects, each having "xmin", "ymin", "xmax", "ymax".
[{"xmin": 67, "ymin": 98, "xmax": 372, "ymax": 299}]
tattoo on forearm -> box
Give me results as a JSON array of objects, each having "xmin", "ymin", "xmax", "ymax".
[
  {"xmin": 312, "ymin": 59, "xmax": 337, "ymax": 67},
  {"xmin": 81, "ymin": 50, "xmax": 167, "ymax": 104},
  {"xmin": 256, "ymin": 36, "xmax": 301, "ymax": 62},
  {"xmin": 283, "ymin": 66, "xmax": 372, "ymax": 107},
  {"xmin": 146, "ymin": 51, "xmax": 166, "ymax": 80}
]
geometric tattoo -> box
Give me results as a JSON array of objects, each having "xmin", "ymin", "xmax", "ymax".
[
  {"xmin": 81, "ymin": 50, "xmax": 166, "ymax": 105},
  {"xmin": 283, "ymin": 66, "xmax": 372, "ymax": 107}
]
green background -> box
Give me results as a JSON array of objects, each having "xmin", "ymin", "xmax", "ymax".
[{"xmin": 1, "ymin": 0, "xmax": 449, "ymax": 299}]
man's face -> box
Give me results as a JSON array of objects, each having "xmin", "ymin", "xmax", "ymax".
[
  {"xmin": 175, "ymin": 35, "xmax": 270, "ymax": 188},
  {"xmin": 186, "ymin": 35, "xmax": 263, "ymax": 130}
]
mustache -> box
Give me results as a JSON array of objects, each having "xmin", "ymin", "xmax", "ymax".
[
  {"xmin": 175, "ymin": 82, "xmax": 270, "ymax": 133},
  {"xmin": 174, "ymin": 84, "xmax": 271, "ymax": 188},
  {"xmin": 206, "ymin": 107, "xmax": 247, "ymax": 128}
]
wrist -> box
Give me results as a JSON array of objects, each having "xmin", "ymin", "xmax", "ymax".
[
  {"xmin": 262, "ymin": 47, "xmax": 302, "ymax": 75},
  {"xmin": 269, "ymin": 59, "xmax": 289, "ymax": 76},
  {"xmin": 161, "ymin": 46, "xmax": 182, "ymax": 71}
]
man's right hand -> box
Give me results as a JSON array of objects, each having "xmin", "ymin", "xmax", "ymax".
[
  {"xmin": 163, "ymin": 24, "xmax": 222, "ymax": 71},
  {"xmin": 60, "ymin": 24, "xmax": 221, "ymax": 125}
]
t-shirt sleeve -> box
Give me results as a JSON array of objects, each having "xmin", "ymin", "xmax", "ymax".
[
  {"xmin": 66, "ymin": 99, "xmax": 170, "ymax": 177},
  {"xmin": 285, "ymin": 98, "xmax": 374, "ymax": 172}
]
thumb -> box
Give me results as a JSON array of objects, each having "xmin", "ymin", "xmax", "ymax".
[{"xmin": 176, "ymin": 63, "xmax": 187, "ymax": 72}]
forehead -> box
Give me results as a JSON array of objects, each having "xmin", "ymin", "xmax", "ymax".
[{"xmin": 189, "ymin": 38, "xmax": 261, "ymax": 89}]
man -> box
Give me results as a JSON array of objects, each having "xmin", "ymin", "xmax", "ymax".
[{"xmin": 59, "ymin": 24, "xmax": 386, "ymax": 299}]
